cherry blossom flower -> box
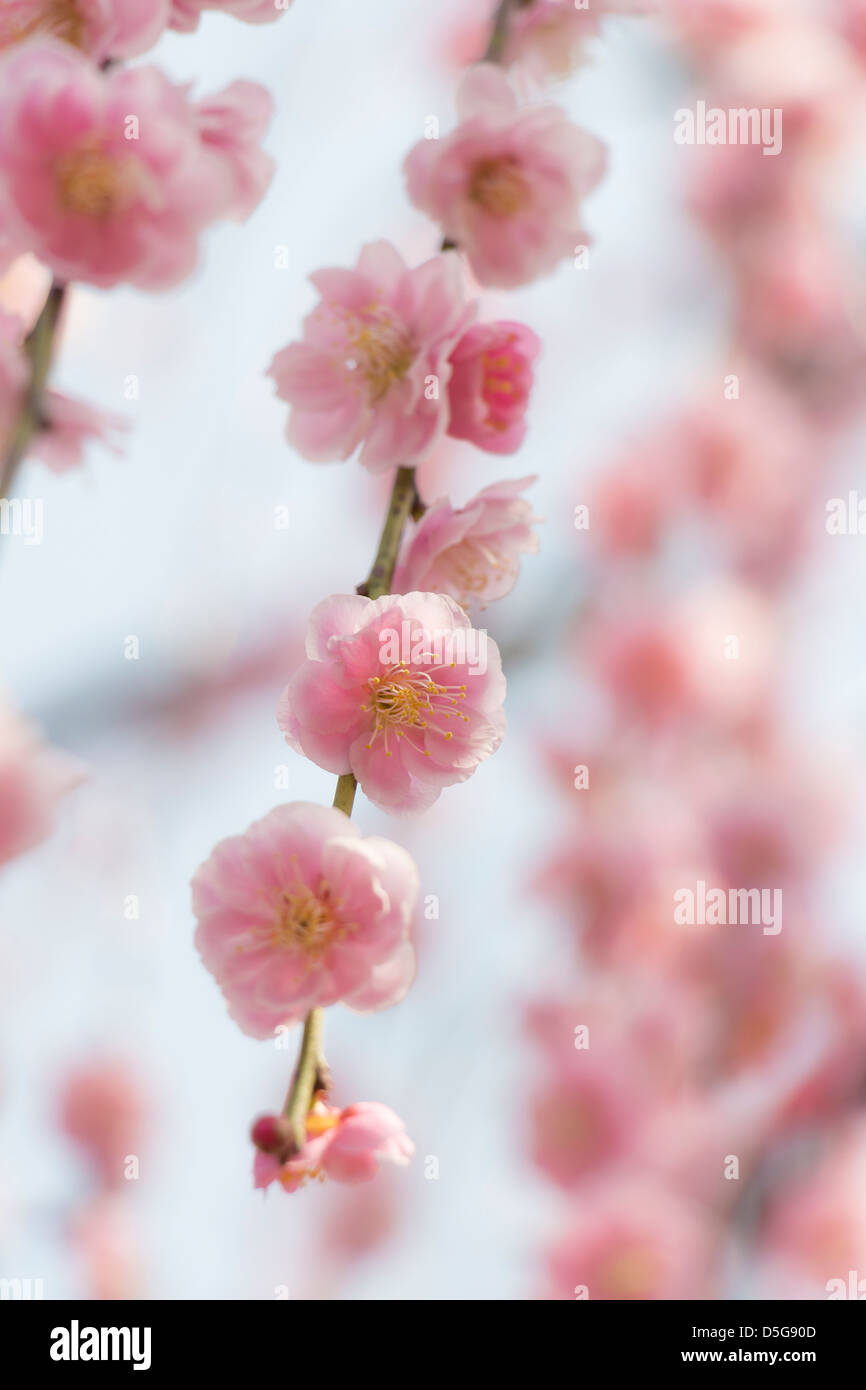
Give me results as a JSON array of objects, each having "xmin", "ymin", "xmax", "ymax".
[
  {"xmin": 192, "ymin": 802, "xmax": 419, "ymax": 1038},
  {"xmin": 277, "ymin": 592, "xmax": 506, "ymax": 813},
  {"xmin": 760, "ymin": 1121, "xmax": 866, "ymax": 1291},
  {"xmin": 544, "ymin": 1176, "xmax": 718, "ymax": 1300},
  {"xmin": 394, "ymin": 478, "xmax": 539, "ymax": 610},
  {"xmin": 531, "ymin": 1063, "xmax": 639, "ymax": 1188},
  {"xmin": 0, "ymin": 0, "xmax": 169, "ymax": 62},
  {"xmin": 446, "ymin": 320, "xmax": 540, "ymax": 453},
  {"xmin": 58, "ymin": 1060, "xmax": 147, "ymax": 1188},
  {"xmin": 195, "ymin": 80, "xmax": 276, "ymax": 222},
  {"xmin": 268, "ymin": 241, "xmax": 472, "ymax": 472},
  {"xmin": 0, "ymin": 695, "xmax": 82, "ymax": 867},
  {"xmin": 0, "ymin": 307, "xmax": 126, "ymax": 470},
  {"xmin": 31, "ymin": 391, "xmax": 126, "ymax": 472},
  {"xmin": 252, "ymin": 1099, "xmax": 413, "ymax": 1194},
  {"xmin": 404, "ymin": 64, "xmax": 605, "ymax": 288},
  {"xmin": 503, "ymin": 0, "xmax": 652, "ymax": 80},
  {"xmin": 169, "ymin": 0, "xmax": 288, "ymax": 31},
  {"xmin": 0, "ymin": 41, "xmax": 274, "ymax": 290}
]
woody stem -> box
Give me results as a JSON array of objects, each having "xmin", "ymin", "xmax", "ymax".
[{"xmin": 0, "ymin": 281, "xmax": 67, "ymax": 503}]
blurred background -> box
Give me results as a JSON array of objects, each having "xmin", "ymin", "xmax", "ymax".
[{"xmin": 2, "ymin": 0, "xmax": 866, "ymax": 1299}]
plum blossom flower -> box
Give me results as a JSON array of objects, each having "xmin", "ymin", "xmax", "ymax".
[
  {"xmin": 404, "ymin": 64, "xmax": 605, "ymax": 288},
  {"xmin": 0, "ymin": 308, "xmax": 125, "ymax": 470},
  {"xmin": 394, "ymin": 478, "xmax": 539, "ymax": 610},
  {"xmin": 169, "ymin": 0, "xmax": 288, "ymax": 31},
  {"xmin": 195, "ymin": 80, "xmax": 276, "ymax": 222},
  {"xmin": 0, "ymin": 695, "xmax": 83, "ymax": 867},
  {"xmin": 252, "ymin": 1100, "xmax": 413, "ymax": 1194},
  {"xmin": 446, "ymin": 320, "xmax": 540, "ymax": 453},
  {"xmin": 277, "ymin": 592, "xmax": 506, "ymax": 813},
  {"xmin": 30, "ymin": 390, "xmax": 127, "ymax": 473},
  {"xmin": 192, "ymin": 802, "xmax": 419, "ymax": 1038},
  {"xmin": 58, "ymin": 1060, "xmax": 147, "ymax": 1188},
  {"xmin": 544, "ymin": 1176, "xmax": 718, "ymax": 1300},
  {"xmin": 0, "ymin": 0, "xmax": 169, "ymax": 62},
  {"xmin": 503, "ymin": 0, "xmax": 653, "ymax": 80},
  {"xmin": 268, "ymin": 241, "xmax": 472, "ymax": 472},
  {"xmin": 0, "ymin": 41, "xmax": 274, "ymax": 290}
]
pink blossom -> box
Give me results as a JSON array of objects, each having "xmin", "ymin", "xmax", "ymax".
[
  {"xmin": 761, "ymin": 1121, "xmax": 866, "ymax": 1290},
  {"xmin": 70, "ymin": 1196, "xmax": 143, "ymax": 1300},
  {"xmin": 394, "ymin": 478, "xmax": 539, "ymax": 610},
  {"xmin": 0, "ymin": 307, "xmax": 125, "ymax": 470},
  {"xmin": 0, "ymin": 695, "xmax": 82, "ymax": 867},
  {"xmin": 58, "ymin": 1060, "xmax": 147, "ymax": 1187},
  {"xmin": 277, "ymin": 592, "xmax": 506, "ymax": 813},
  {"xmin": 0, "ymin": 42, "xmax": 273, "ymax": 290},
  {"xmin": 592, "ymin": 611, "xmax": 698, "ymax": 727},
  {"xmin": 268, "ymin": 241, "xmax": 471, "ymax": 472},
  {"xmin": 504, "ymin": 0, "xmax": 652, "ymax": 79},
  {"xmin": 195, "ymin": 80, "xmax": 275, "ymax": 222},
  {"xmin": 531, "ymin": 1063, "xmax": 639, "ymax": 1188},
  {"xmin": 253, "ymin": 1099, "xmax": 413, "ymax": 1194},
  {"xmin": 31, "ymin": 390, "xmax": 126, "ymax": 472},
  {"xmin": 404, "ymin": 64, "xmax": 606, "ymax": 288},
  {"xmin": 544, "ymin": 1176, "xmax": 718, "ymax": 1300},
  {"xmin": 0, "ymin": 0, "xmax": 169, "ymax": 62},
  {"xmin": 191, "ymin": 801, "xmax": 419, "ymax": 1038},
  {"xmin": 446, "ymin": 320, "xmax": 540, "ymax": 453},
  {"xmin": 169, "ymin": 0, "xmax": 288, "ymax": 31}
]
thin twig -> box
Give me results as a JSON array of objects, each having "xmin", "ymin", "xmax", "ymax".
[{"xmin": 0, "ymin": 281, "xmax": 67, "ymax": 502}]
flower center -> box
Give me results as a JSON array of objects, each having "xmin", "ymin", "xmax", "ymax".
[
  {"xmin": 55, "ymin": 144, "xmax": 135, "ymax": 219},
  {"xmin": 438, "ymin": 540, "xmax": 510, "ymax": 607},
  {"xmin": 362, "ymin": 662, "xmax": 470, "ymax": 757},
  {"xmin": 601, "ymin": 1247, "xmax": 660, "ymax": 1299},
  {"xmin": 305, "ymin": 1105, "xmax": 342, "ymax": 1139},
  {"xmin": 274, "ymin": 882, "xmax": 337, "ymax": 955},
  {"xmin": 468, "ymin": 157, "xmax": 529, "ymax": 217},
  {"xmin": 344, "ymin": 308, "xmax": 415, "ymax": 403},
  {"xmin": 3, "ymin": 0, "xmax": 85, "ymax": 48}
]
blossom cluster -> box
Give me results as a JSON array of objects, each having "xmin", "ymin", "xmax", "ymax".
[
  {"xmin": 529, "ymin": 0, "xmax": 866, "ymax": 1300},
  {"xmin": 0, "ymin": 0, "xmax": 282, "ymax": 483}
]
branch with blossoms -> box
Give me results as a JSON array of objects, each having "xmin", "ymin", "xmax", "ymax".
[
  {"xmin": 0, "ymin": 1, "xmax": 281, "ymax": 505},
  {"xmin": 0, "ymin": 4, "xmax": 285, "ymax": 871},
  {"xmin": 190, "ymin": 0, "xmax": 611, "ymax": 1194}
]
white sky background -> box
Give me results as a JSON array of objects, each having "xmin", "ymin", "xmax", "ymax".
[{"xmin": 1, "ymin": 0, "xmax": 865, "ymax": 1299}]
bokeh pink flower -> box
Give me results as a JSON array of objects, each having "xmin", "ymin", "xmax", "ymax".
[
  {"xmin": 0, "ymin": 694, "xmax": 82, "ymax": 867},
  {"xmin": 0, "ymin": 41, "xmax": 273, "ymax": 289},
  {"xmin": 169, "ymin": 0, "xmax": 288, "ymax": 31},
  {"xmin": 0, "ymin": 0, "xmax": 170, "ymax": 62},
  {"xmin": 404, "ymin": 64, "xmax": 605, "ymax": 288}
]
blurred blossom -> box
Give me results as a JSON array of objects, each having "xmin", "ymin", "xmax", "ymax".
[
  {"xmin": 58, "ymin": 1060, "xmax": 147, "ymax": 1189},
  {"xmin": 0, "ymin": 695, "xmax": 82, "ymax": 868},
  {"xmin": 404, "ymin": 64, "xmax": 606, "ymax": 288},
  {"xmin": 543, "ymin": 1176, "xmax": 719, "ymax": 1300}
]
